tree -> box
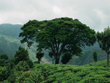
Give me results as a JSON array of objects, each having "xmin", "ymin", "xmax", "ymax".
[
  {"xmin": 0, "ymin": 53, "xmax": 8, "ymax": 60},
  {"xmin": 93, "ymin": 51, "xmax": 97, "ymax": 66},
  {"xmin": 14, "ymin": 46, "xmax": 29, "ymax": 64},
  {"xmin": 96, "ymin": 26, "xmax": 110, "ymax": 67},
  {"xmin": 0, "ymin": 53, "xmax": 8, "ymax": 66},
  {"xmin": 19, "ymin": 17, "xmax": 96, "ymax": 64},
  {"xmin": 49, "ymin": 51, "xmax": 54, "ymax": 64},
  {"xmin": 61, "ymin": 52, "xmax": 73, "ymax": 64},
  {"xmin": 36, "ymin": 51, "xmax": 44, "ymax": 63}
]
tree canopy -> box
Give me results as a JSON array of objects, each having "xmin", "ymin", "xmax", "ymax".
[
  {"xmin": 96, "ymin": 26, "xmax": 110, "ymax": 67},
  {"xmin": 19, "ymin": 17, "xmax": 96, "ymax": 64},
  {"xmin": 0, "ymin": 53, "xmax": 8, "ymax": 66}
]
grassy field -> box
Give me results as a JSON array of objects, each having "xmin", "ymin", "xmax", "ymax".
[
  {"xmin": 1, "ymin": 59, "xmax": 110, "ymax": 83},
  {"xmin": 32, "ymin": 60, "xmax": 110, "ymax": 83}
]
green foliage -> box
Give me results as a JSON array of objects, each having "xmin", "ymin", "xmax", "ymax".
[
  {"xmin": 14, "ymin": 46, "xmax": 29, "ymax": 64},
  {"xmin": 61, "ymin": 52, "xmax": 72, "ymax": 64},
  {"xmin": 26, "ymin": 60, "xmax": 34, "ymax": 68},
  {"xmin": 15, "ymin": 61, "xmax": 29, "ymax": 71},
  {"xmin": 0, "ymin": 59, "xmax": 5, "ymax": 66},
  {"xmin": 7, "ymin": 69, "xmax": 44, "ymax": 83},
  {"xmin": 36, "ymin": 52, "xmax": 44, "ymax": 63},
  {"xmin": 1, "ymin": 59, "xmax": 110, "ymax": 82},
  {"xmin": 96, "ymin": 26, "xmax": 110, "ymax": 67},
  {"xmin": 0, "ymin": 53, "xmax": 8, "ymax": 60},
  {"xmin": 7, "ymin": 58, "xmax": 16, "ymax": 69},
  {"xmin": 93, "ymin": 51, "xmax": 97, "ymax": 62},
  {"xmin": 33, "ymin": 63, "xmax": 110, "ymax": 83},
  {"xmin": 19, "ymin": 17, "xmax": 96, "ymax": 64},
  {"xmin": 0, "ymin": 53, "xmax": 8, "ymax": 66},
  {"xmin": 97, "ymin": 27, "xmax": 110, "ymax": 52},
  {"xmin": 0, "ymin": 66, "xmax": 10, "ymax": 81},
  {"xmin": 16, "ymin": 70, "xmax": 44, "ymax": 83}
]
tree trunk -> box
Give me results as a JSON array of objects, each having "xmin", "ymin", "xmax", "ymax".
[
  {"xmin": 38, "ymin": 59, "xmax": 40, "ymax": 64},
  {"xmin": 107, "ymin": 53, "xmax": 109, "ymax": 67},
  {"xmin": 52, "ymin": 58, "xmax": 54, "ymax": 64},
  {"xmin": 55, "ymin": 56, "xmax": 60, "ymax": 64}
]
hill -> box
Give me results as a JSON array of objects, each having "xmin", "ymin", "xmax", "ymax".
[
  {"xmin": 68, "ymin": 42, "xmax": 107, "ymax": 65},
  {"xmin": 0, "ymin": 24, "xmax": 22, "ymax": 38},
  {"xmin": 0, "ymin": 24, "xmax": 50, "ymax": 63},
  {"xmin": 0, "ymin": 23, "xmax": 108, "ymax": 65}
]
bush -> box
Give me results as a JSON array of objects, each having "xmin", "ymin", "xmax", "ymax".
[
  {"xmin": 26, "ymin": 60, "xmax": 34, "ymax": 68},
  {"xmin": 15, "ymin": 61, "xmax": 29, "ymax": 71},
  {"xmin": 16, "ymin": 70, "xmax": 44, "ymax": 83},
  {"xmin": 14, "ymin": 46, "xmax": 29, "ymax": 64},
  {"xmin": 0, "ymin": 66, "xmax": 10, "ymax": 81},
  {"xmin": 0, "ymin": 53, "xmax": 8, "ymax": 66}
]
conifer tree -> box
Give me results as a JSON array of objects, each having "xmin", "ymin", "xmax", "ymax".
[{"xmin": 14, "ymin": 46, "xmax": 29, "ymax": 64}]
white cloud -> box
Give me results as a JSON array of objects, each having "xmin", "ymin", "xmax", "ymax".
[
  {"xmin": 0, "ymin": 0, "xmax": 110, "ymax": 31},
  {"xmin": 53, "ymin": 6, "xmax": 61, "ymax": 14}
]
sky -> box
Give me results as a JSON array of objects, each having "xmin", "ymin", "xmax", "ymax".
[{"xmin": 0, "ymin": 0, "xmax": 110, "ymax": 31}]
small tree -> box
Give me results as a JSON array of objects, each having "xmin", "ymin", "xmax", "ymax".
[
  {"xmin": 36, "ymin": 51, "xmax": 44, "ymax": 63},
  {"xmin": 61, "ymin": 52, "xmax": 72, "ymax": 64},
  {"xmin": 14, "ymin": 46, "xmax": 29, "ymax": 64},
  {"xmin": 26, "ymin": 60, "xmax": 34, "ymax": 68},
  {"xmin": 15, "ymin": 61, "xmax": 29, "ymax": 71},
  {"xmin": 0, "ymin": 53, "xmax": 8, "ymax": 66},
  {"xmin": 93, "ymin": 51, "xmax": 97, "ymax": 66},
  {"xmin": 0, "ymin": 53, "xmax": 8, "ymax": 60}
]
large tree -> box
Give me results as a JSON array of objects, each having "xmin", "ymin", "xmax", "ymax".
[
  {"xmin": 96, "ymin": 26, "xmax": 110, "ymax": 67},
  {"xmin": 19, "ymin": 17, "xmax": 96, "ymax": 64}
]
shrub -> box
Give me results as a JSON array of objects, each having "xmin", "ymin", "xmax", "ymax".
[
  {"xmin": 15, "ymin": 61, "xmax": 29, "ymax": 71},
  {"xmin": 14, "ymin": 46, "xmax": 29, "ymax": 64},
  {"xmin": 26, "ymin": 60, "xmax": 34, "ymax": 68},
  {"xmin": 0, "ymin": 66, "xmax": 10, "ymax": 81}
]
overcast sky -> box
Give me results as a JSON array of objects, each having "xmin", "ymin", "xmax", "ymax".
[{"xmin": 0, "ymin": 0, "xmax": 110, "ymax": 31}]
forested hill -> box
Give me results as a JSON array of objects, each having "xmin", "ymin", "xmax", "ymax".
[
  {"xmin": 0, "ymin": 24, "xmax": 108, "ymax": 65},
  {"xmin": 68, "ymin": 42, "xmax": 107, "ymax": 65},
  {"xmin": 0, "ymin": 24, "xmax": 50, "ymax": 63},
  {"xmin": 0, "ymin": 24, "xmax": 22, "ymax": 38},
  {"xmin": 0, "ymin": 24, "xmax": 22, "ymax": 59}
]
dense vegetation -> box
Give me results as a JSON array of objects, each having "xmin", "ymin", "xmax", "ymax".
[
  {"xmin": 0, "ymin": 17, "xmax": 110, "ymax": 82},
  {"xmin": 19, "ymin": 17, "xmax": 96, "ymax": 64},
  {"xmin": 0, "ymin": 24, "xmax": 108, "ymax": 65},
  {"xmin": 1, "ymin": 60, "xmax": 110, "ymax": 83}
]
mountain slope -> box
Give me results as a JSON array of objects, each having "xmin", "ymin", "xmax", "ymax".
[{"xmin": 0, "ymin": 23, "xmax": 108, "ymax": 65}]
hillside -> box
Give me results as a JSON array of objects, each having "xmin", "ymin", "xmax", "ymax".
[
  {"xmin": 68, "ymin": 42, "xmax": 107, "ymax": 65},
  {"xmin": 0, "ymin": 23, "xmax": 108, "ymax": 65},
  {"xmin": 0, "ymin": 24, "xmax": 50, "ymax": 63},
  {"xmin": 1, "ymin": 59, "xmax": 110, "ymax": 83}
]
